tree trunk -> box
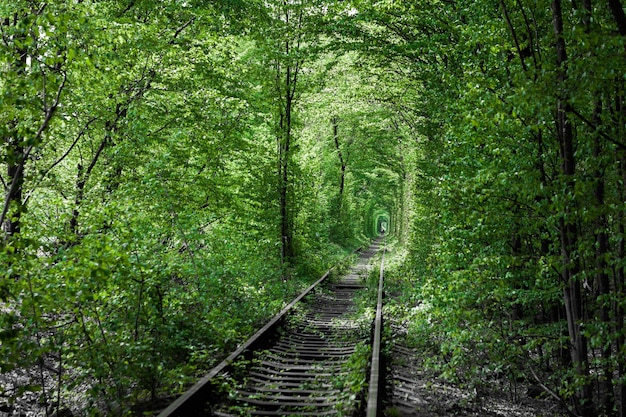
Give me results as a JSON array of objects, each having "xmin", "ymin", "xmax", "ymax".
[
  {"xmin": 2, "ymin": 22, "xmax": 27, "ymax": 242},
  {"xmin": 4, "ymin": 139, "xmax": 24, "ymax": 240},
  {"xmin": 551, "ymin": 1, "xmax": 595, "ymax": 414},
  {"xmin": 606, "ymin": 11, "xmax": 626, "ymax": 415},
  {"xmin": 608, "ymin": 0, "xmax": 626, "ymax": 36},
  {"xmin": 277, "ymin": 40, "xmax": 298, "ymax": 268},
  {"xmin": 617, "ymin": 153, "xmax": 626, "ymax": 417},
  {"xmin": 582, "ymin": 0, "xmax": 615, "ymax": 408},
  {"xmin": 332, "ymin": 117, "xmax": 346, "ymax": 198},
  {"xmin": 592, "ymin": 107, "xmax": 614, "ymax": 416}
]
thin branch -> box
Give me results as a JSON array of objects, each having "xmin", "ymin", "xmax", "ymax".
[
  {"xmin": 118, "ymin": 1, "xmax": 136, "ymax": 17},
  {"xmin": 171, "ymin": 18, "xmax": 195, "ymax": 41},
  {"xmin": 41, "ymin": 66, "xmax": 48, "ymax": 112},
  {"xmin": 158, "ymin": 172, "xmax": 199, "ymax": 269},
  {"xmin": 500, "ymin": 0, "xmax": 528, "ymax": 72},
  {"xmin": 36, "ymin": 2, "xmax": 48, "ymax": 16},
  {"xmin": 527, "ymin": 364, "xmax": 580, "ymax": 417},
  {"xmin": 24, "ymin": 116, "xmax": 98, "ymax": 206},
  {"xmin": 571, "ymin": 108, "xmax": 626, "ymax": 151},
  {"xmin": 515, "ymin": 0, "xmax": 539, "ymax": 68},
  {"xmin": 146, "ymin": 118, "xmax": 177, "ymax": 137}
]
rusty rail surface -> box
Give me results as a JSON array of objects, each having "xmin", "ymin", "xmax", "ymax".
[{"xmin": 366, "ymin": 235, "xmax": 385, "ymax": 417}]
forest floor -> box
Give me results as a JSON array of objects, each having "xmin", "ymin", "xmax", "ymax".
[
  {"xmin": 0, "ymin": 361, "xmax": 79, "ymax": 417},
  {"xmin": 384, "ymin": 327, "xmax": 565, "ymax": 417}
]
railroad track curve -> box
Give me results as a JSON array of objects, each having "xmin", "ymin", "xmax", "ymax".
[{"xmin": 158, "ymin": 237, "xmax": 386, "ymax": 417}]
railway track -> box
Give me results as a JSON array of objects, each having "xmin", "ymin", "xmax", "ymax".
[
  {"xmin": 157, "ymin": 237, "xmax": 560, "ymax": 417},
  {"xmin": 158, "ymin": 238, "xmax": 385, "ymax": 417}
]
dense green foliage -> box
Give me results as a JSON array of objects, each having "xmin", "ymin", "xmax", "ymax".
[
  {"xmin": 344, "ymin": 1, "xmax": 626, "ymax": 416},
  {"xmin": 2, "ymin": 0, "xmax": 626, "ymax": 416},
  {"xmin": 0, "ymin": 1, "xmax": 402, "ymax": 415}
]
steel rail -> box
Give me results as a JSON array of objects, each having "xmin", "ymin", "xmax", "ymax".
[
  {"xmin": 157, "ymin": 249, "xmax": 362, "ymax": 417},
  {"xmin": 366, "ymin": 235, "xmax": 385, "ymax": 417}
]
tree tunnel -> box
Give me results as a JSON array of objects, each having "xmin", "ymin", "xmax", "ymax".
[
  {"xmin": 376, "ymin": 212, "xmax": 389, "ymax": 235},
  {"xmin": 366, "ymin": 206, "xmax": 391, "ymax": 237}
]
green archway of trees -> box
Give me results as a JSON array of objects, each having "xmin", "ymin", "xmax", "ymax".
[
  {"xmin": 374, "ymin": 210, "xmax": 389, "ymax": 235},
  {"xmin": 364, "ymin": 206, "xmax": 392, "ymax": 237},
  {"xmin": 376, "ymin": 215, "xmax": 388, "ymax": 235}
]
